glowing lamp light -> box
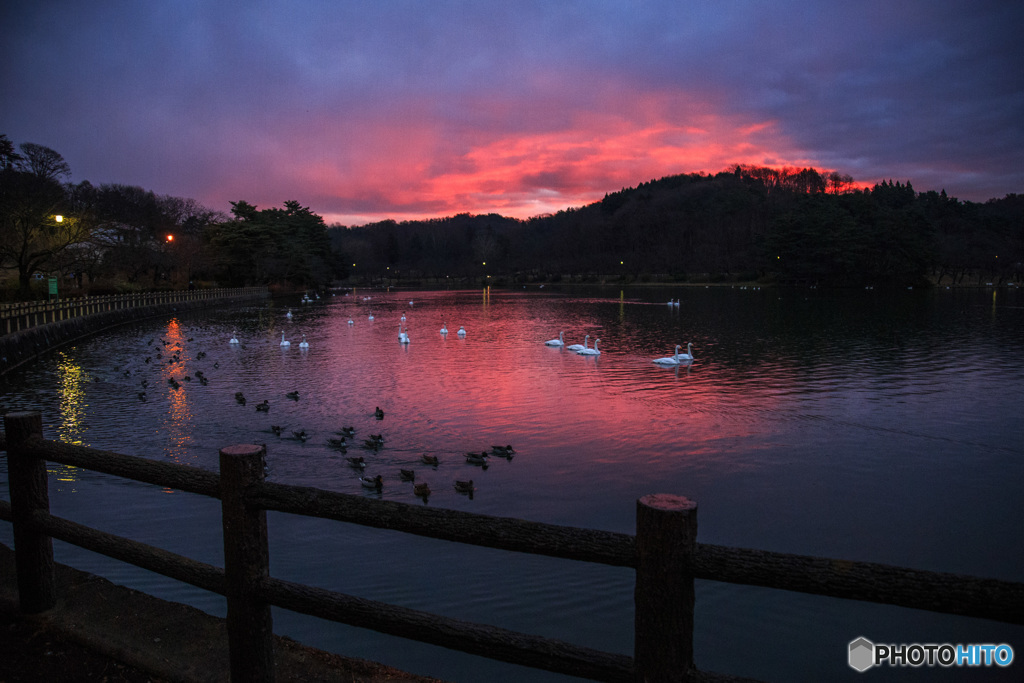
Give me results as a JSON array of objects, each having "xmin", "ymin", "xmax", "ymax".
[
  {"xmin": 166, "ymin": 234, "xmax": 174, "ymax": 242},
  {"xmin": 55, "ymin": 215, "xmax": 64, "ymax": 222}
]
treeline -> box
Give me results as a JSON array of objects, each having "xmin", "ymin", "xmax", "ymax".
[
  {"xmin": 4, "ymin": 132, "xmax": 1021, "ymax": 299},
  {"xmin": 0, "ymin": 135, "xmax": 344, "ymax": 298},
  {"xmin": 329, "ymin": 167, "xmax": 1023, "ymax": 287}
]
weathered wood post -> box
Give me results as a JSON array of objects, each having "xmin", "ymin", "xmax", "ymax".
[
  {"xmin": 634, "ymin": 494, "xmax": 697, "ymax": 682},
  {"xmin": 4, "ymin": 411, "xmax": 56, "ymax": 614},
  {"xmin": 220, "ymin": 444, "xmax": 274, "ymax": 682}
]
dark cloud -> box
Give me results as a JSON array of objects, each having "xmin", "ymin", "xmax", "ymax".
[{"xmin": 2, "ymin": 1, "xmax": 1020, "ymax": 225}]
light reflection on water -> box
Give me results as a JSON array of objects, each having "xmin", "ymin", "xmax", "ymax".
[{"xmin": 2, "ymin": 286, "xmax": 1023, "ymax": 682}]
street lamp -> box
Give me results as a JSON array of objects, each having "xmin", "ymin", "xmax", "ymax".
[{"xmin": 55, "ymin": 215, "xmax": 64, "ymax": 223}]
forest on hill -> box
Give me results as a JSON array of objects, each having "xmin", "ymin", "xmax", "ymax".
[
  {"xmin": 329, "ymin": 167, "xmax": 1023, "ymax": 287},
  {"xmin": 3, "ymin": 131, "xmax": 1021, "ymax": 298}
]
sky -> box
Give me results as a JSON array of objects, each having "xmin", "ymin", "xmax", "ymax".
[{"xmin": 2, "ymin": 1, "xmax": 1022, "ymax": 226}]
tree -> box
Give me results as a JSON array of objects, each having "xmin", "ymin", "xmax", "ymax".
[{"xmin": 0, "ymin": 142, "xmax": 92, "ymax": 296}]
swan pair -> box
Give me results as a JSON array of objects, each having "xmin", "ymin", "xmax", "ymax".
[
  {"xmin": 280, "ymin": 332, "xmax": 309, "ymax": 348},
  {"xmin": 567, "ymin": 334, "xmax": 600, "ymax": 354},
  {"xmin": 652, "ymin": 343, "xmax": 694, "ymax": 365}
]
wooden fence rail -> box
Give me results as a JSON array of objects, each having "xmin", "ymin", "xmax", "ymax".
[
  {"xmin": 3, "ymin": 411, "xmax": 1023, "ymax": 682},
  {"xmin": 0, "ymin": 288, "xmax": 267, "ymax": 335}
]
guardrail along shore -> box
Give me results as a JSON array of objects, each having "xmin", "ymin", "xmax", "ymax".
[
  {"xmin": 0, "ymin": 288, "xmax": 267, "ymax": 375},
  {"xmin": 2, "ymin": 412, "xmax": 1022, "ymax": 682}
]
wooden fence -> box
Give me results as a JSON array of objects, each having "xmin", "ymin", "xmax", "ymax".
[
  {"xmin": 0, "ymin": 288, "xmax": 267, "ymax": 336},
  {"xmin": 2, "ymin": 411, "xmax": 1022, "ymax": 682}
]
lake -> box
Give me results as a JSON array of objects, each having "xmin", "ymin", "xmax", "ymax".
[{"xmin": 2, "ymin": 285, "xmax": 1022, "ymax": 682}]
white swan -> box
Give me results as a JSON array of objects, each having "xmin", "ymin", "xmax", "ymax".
[
  {"xmin": 566, "ymin": 334, "xmax": 588, "ymax": 352},
  {"xmin": 653, "ymin": 345, "xmax": 684, "ymax": 365},
  {"xmin": 676, "ymin": 342, "xmax": 694, "ymax": 360},
  {"xmin": 286, "ymin": 309, "xmax": 293, "ymax": 319},
  {"xmin": 457, "ymin": 326, "xmax": 466, "ymax": 337},
  {"xmin": 299, "ymin": 334, "xmax": 309, "ymax": 349},
  {"xmin": 347, "ymin": 319, "xmax": 354, "ymax": 325},
  {"xmin": 544, "ymin": 332, "xmax": 565, "ymax": 347},
  {"xmin": 280, "ymin": 332, "xmax": 290, "ymax": 347},
  {"xmin": 440, "ymin": 322, "xmax": 448, "ymax": 335},
  {"xmin": 577, "ymin": 338, "xmax": 601, "ymax": 355},
  {"xmin": 229, "ymin": 331, "xmax": 239, "ymax": 344},
  {"xmin": 398, "ymin": 323, "xmax": 410, "ymax": 344},
  {"xmin": 368, "ymin": 314, "xmax": 374, "ymax": 321},
  {"xmin": 401, "ymin": 314, "xmax": 406, "ymax": 322}
]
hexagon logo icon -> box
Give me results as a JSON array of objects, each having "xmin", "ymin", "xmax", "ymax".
[{"xmin": 849, "ymin": 637, "xmax": 875, "ymax": 672}]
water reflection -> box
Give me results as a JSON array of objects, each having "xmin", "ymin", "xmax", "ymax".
[
  {"xmin": 2, "ymin": 286, "xmax": 1022, "ymax": 682},
  {"xmin": 55, "ymin": 350, "xmax": 89, "ymax": 445}
]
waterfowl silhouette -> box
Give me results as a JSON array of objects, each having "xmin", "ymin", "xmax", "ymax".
[
  {"xmin": 346, "ymin": 456, "xmax": 366, "ymax": 469},
  {"xmin": 454, "ymin": 480, "xmax": 474, "ymax": 493},
  {"xmin": 360, "ymin": 475, "xmax": 383, "ymax": 490},
  {"xmin": 286, "ymin": 391, "xmax": 300, "ymax": 400},
  {"xmin": 400, "ymin": 469, "xmax": 416, "ymax": 481},
  {"xmin": 374, "ymin": 406, "xmax": 384, "ymax": 420},
  {"xmin": 421, "ymin": 454, "xmax": 440, "ymax": 466},
  {"xmin": 256, "ymin": 400, "xmax": 270, "ymax": 412},
  {"xmin": 491, "ymin": 445, "xmax": 515, "ymax": 457},
  {"xmin": 414, "ymin": 482, "xmax": 431, "ymax": 498}
]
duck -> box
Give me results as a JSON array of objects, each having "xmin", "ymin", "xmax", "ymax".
[
  {"xmin": 544, "ymin": 332, "xmax": 565, "ymax": 347},
  {"xmin": 137, "ymin": 391, "xmax": 147, "ymax": 401},
  {"xmin": 270, "ymin": 425, "xmax": 283, "ymax": 436},
  {"xmin": 440, "ymin": 322, "xmax": 448, "ymax": 335},
  {"xmin": 577, "ymin": 338, "xmax": 601, "ymax": 355},
  {"xmin": 363, "ymin": 437, "xmax": 383, "ymax": 450},
  {"xmin": 421, "ymin": 454, "xmax": 440, "ymax": 466},
  {"xmin": 399, "ymin": 469, "xmax": 416, "ymax": 481},
  {"xmin": 292, "ymin": 429, "xmax": 308, "ymax": 442},
  {"xmin": 286, "ymin": 390, "xmax": 300, "ymax": 400},
  {"xmin": 337, "ymin": 427, "xmax": 356, "ymax": 438},
  {"xmin": 360, "ymin": 475, "xmax": 383, "ymax": 490},
  {"xmin": 235, "ymin": 391, "xmax": 246, "ymax": 405},
  {"xmin": 413, "ymin": 482, "xmax": 431, "ymax": 498},
  {"xmin": 326, "ymin": 437, "xmax": 348, "ymax": 449},
  {"xmin": 255, "ymin": 400, "xmax": 270, "ymax": 412},
  {"xmin": 566, "ymin": 335, "xmax": 589, "ymax": 352},
  {"xmin": 454, "ymin": 480, "xmax": 474, "ymax": 493},
  {"xmin": 346, "ymin": 456, "xmax": 366, "ymax": 469},
  {"xmin": 280, "ymin": 332, "xmax": 290, "ymax": 347},
  {"xmin": 374, "ymin": 406, "xmax": 384, "ymax": 420},
  {"xmin": 299, "ymin": 334, "xmax": 309, "ymax": 349},
  {"xmin": 457, "ymin": 326, "xmax": 466, "ymax": 337},
  {"xmin": 465, "ymin": 452, "xmax": 489, "ymax": 466},
  {"xmin": 229, "ymin": 331, "xmax": 239, "ymax": 344},
  {"xmin": 491, "ymin": 444, "xmax": 515, "ymax": 457}
]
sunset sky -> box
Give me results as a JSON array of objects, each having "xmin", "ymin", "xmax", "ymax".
[{"xmin": 3, "ymin": 1, "xmax": 1021, "ymax": 226}]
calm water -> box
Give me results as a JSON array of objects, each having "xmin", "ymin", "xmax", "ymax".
[{"xmin": 2, "ymin": 286, "xmax": 1022, "ymax": 682}]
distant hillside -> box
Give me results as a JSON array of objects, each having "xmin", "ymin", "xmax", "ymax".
[{"xmin": 328, "ymin": 167, "xmax": 1023, "ymax": 287}]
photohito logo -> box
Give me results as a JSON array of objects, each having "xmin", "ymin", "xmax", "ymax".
[{"xmin": 848, "ymin": 637, "xmax": 1014, "ymax": 671}]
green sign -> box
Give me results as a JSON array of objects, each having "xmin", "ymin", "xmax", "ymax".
[{"xmin": 48, "ymin": 276, "xmax": 58, "ymax": 297}]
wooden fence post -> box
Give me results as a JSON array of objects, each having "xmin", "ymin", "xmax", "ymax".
[
  {"xmin": 634, "ymin": 494, "xmax": 697, "ymax": 683},
  {"xmin": 220, "ymin": 444, "xmax": 274, "ymax": 682},
  {"xmin": 4, "ymin": 411, "xmax": 56, "ymax": 614}
]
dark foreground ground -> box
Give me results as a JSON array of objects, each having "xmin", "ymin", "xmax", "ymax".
[{"xmin": 0, "ymin": 542, "xmax": 444, "ymax": 682}]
